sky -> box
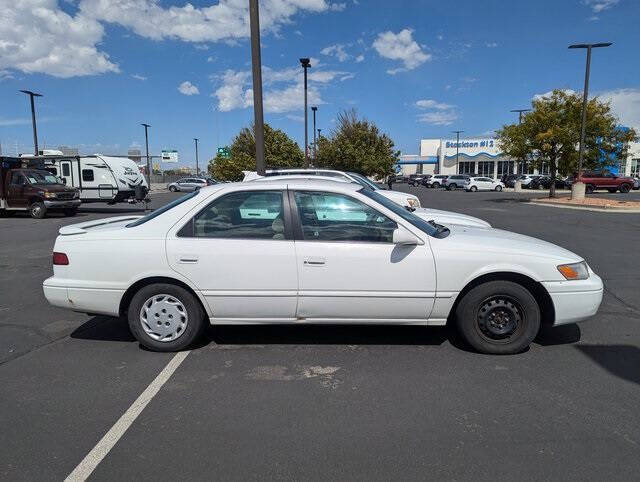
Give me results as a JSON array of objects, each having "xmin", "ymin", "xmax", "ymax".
[{"xmin": 1, "ymin": 0, "xmax": 639, "ymax": 168}]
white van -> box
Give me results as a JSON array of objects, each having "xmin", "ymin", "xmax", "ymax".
[{"xmin": 26, "ymin": 152, "xmax": 149, "ymax": 204}]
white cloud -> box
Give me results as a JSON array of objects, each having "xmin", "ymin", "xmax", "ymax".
[
  {"xmin": 417, "ymin": 110, "xmax": 459, "ymax": 126},
  {"xmin": 0, "ymin": 0, "xmax": 118, "ymax": 78},
  {"xmin": 598, "ymin": 88, "xmax": 640, "ymax": 131},
  {"xmin": 79, "ymin": 0, "xmax": 343, "ymax": 43},
  {"xmin": 485, "ymin": 42, "xmax": 498, "ymax": 48},
  {"xmin": 355, "ymin": 54, "xmax": 364, "ymax": 62},
  {"xmin": 372, "ymin": 28, "xmax": 431, "ymax": 74},
  {"xmin": 321, "ymin": 44, "xmax": 350, "ymax": 62},
  {"xmin": 437, "ymin": 34, "xmax": 443, "ymax": 41},
  {"xmin": 131, "ymin": 73, "xmax": 147, "ymax": 80},
  {"xmin": 207, "ymin": 56, "xmax": 216, "ymax": 63},
  {"xmin": 583, "ymin": 0, "xmax": 619, "ymax": 13},
  {"xmin": 416, "ymin": 99, "xmax": 453, "ymax": 110},
  {"xmin": 286, "ymin": 114, "xmax": 304, "ymax": 122},
  {"xmin": 212, "ymin": 62, "xmax": 350, "ymax": 113},
  {"xmin": 178, "ymin": 81, "xmax": 200, "ymax": 95},
  {"xmin": 329, "ymin": 2, "xmax": 347, "ymax": 11}
]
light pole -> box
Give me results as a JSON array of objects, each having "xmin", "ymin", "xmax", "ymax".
[
  {"xmin": 569, "ymin": 42, "xmax": 612, "ymax": 185},
  {"xmin": 19, "ymin": 90, "xmax": 42, "ymax": 155},
  {"xmin": 194, "ymin": 138, "xmax": 199, "ymax": 176},
  {"xmin": 452, "ymin": 130, "xmax": 464, "ymax": 174},
  {"xmin": 511, "ymin": 108, "xmax": 531, "ymax": 124},
  {"xmin": 249, "ymin": 0, "xmax": 266, "ymax": 175},
  {"xmin": 311, "ymin": 106, "xmax": 317, "ymax": 159},
  {"xmin": 317, "ymin": 128, "xmax": 322, "ymax": 140},
  {"xmin": 300, "ymin": 58, "xmax": 311, "ymax": 166},
  {"xmin": 141, "ymin": 123, "xmax": 151, "ymax": 186}
]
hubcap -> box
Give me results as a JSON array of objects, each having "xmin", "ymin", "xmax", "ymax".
[
  {"xmin": 476, "ymin": 296, "xmax": 524, "ymax": 342},
  {"xmin": 139, "ymin": 294, "xmax": 188, "ymax": 342}
]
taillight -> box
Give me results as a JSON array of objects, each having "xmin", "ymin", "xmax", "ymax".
[{"xmin": 53, "ymin": 252, "xmax": 69, "ymax": 265}]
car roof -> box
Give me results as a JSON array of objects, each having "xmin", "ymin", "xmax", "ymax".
[
  {"xmin": 210, "ymin": 178, "xmax": 363, "ymax": 193},
  {"xmin": 252, "ymin": 174, "xmax": 353, "ymax": 183}
]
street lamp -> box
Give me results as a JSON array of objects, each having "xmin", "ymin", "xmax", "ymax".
[
  {"xmin": 19, "ymin": 90, "xmax": 42, "ymax": 155},
  {"xmin": 317, "ymin": 128, "xmax": 322, "ymax": 139},
  {"xmin": 141, "ymin": 123, "xmax": 151, "ymax": 186},
  {"xmin": 510, "ymin": 108, "xmax": 531, "ymax": 124},
  {"xmin": 452, "ymin": 130, "xmax": 464, "ymax": 174},
  {"xmin": 300, "ymin": 58, "xmax": 311, "ymax": 166},
  {"xmin": 569, "ymin": 42, "xmax": 612, "ymax": 186},
  {"xmin": 311, "ymin": 106, "xmax": 317, "ymax": 159},
  {"xmin": 249, "ymin": 0, "xmax": 266, "ymax": 175},
  {"xmin": 194, "ymin": 138, "xmax": 199, "ymax": 176}
]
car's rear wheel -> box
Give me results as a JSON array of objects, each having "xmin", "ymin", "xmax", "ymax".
[
  {"xmin": 448, "ymin": 183, "xmax": 457, "ymax": 190},
  {"xmin": 495, "ymin": 185, "xmax": 503, "ymax": 192},
  {"xmin": 169, "ymin": 185, "xmax": 177, "ymax": 192},
  {"xmin": 128, "ymin": 283, "xmax": 206, "ymax": 351},
  {"xmin": 455, "ymin": 280, "xmax": 540, "ymax": 354},
  {"xmin": 432, "ymin": 182, "xmax": 440, "ymax": 189},
  {"xmin": 470, "ymin": 186, "xmax": 477, "ymax": 192},
  {"xmin": 619, "ymin": 183, "xmax": 631, "ymax": 193},
  {"xmin": 585, "ymin": 184, "xmax": 595, "ymax": 194}
]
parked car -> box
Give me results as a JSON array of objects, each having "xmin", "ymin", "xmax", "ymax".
[
  {"xmin": 566, "ymin": 171, "xmax": 635, "ymax": 193},
  {"xmin": 443, "ymin": 174, "xmax": 472, "ymax": 190},
  {"xmin": 503, "ymin": 174, "xmax": 520, "ymax": 188},
  {"xmin": 408, "ymin": 174, "xmax": 430, "ymax": 186},
  {"xmin": 206, "ymin": 178, "xmax": 219, "ymax": 185},
  {"xmin": 519, "ymin": 175, "xmax": 540, "ymax": 188},
  {"xmin": 419, "ymin": 175, "xmax": 433, "ymax": 186},
  {"xmin": 529, "ymin": 176, "xmax": 567, "ymax": 190},
  {"xmin": 168, "ymin": 178, "xmax": 207, "ymax": 192},
  {"xmin": 389, "ymin": 174, "xmax": 406, "ymax": 183},
  {"xmin": 633, "ymin": 177, "xmax": 639, "ymax": 190},
  {"xmin": 426, "ymin": 174, "xmax": 448, "ymax": 188},
  {"xmin": 464, "ymin": 177, "xmax": 504, "ymax": 192},
  {"xmin": 1, "ymin": 157, "xmax": 81, "ymax": 218},
  {"xmin": 44, "ymin": 179, "xmax": 603, "ymax": 355},
  {"xmin": 244, "ymin": 169, "xmax": 422, "ymax": 209}
]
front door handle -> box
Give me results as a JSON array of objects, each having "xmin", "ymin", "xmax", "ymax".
[
  {"xmin": 178, "ymin": 255, "xmax": 199, "ymax": 264},
  {"xmin": 303, "ymin": 257, "xmax": 326, "ymax": 266}
]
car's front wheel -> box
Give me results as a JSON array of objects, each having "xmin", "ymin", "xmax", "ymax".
[
  {"xmin": 169, "ymin": 185, "xmax": 177, "ymax": 192},
  {"xmin": 495, "ymin": 185, "xmax": 503, "ymax": 192},
  {"xmin": 128, "ymin": 283, "xmax": 206, "ymax": 351},
  {"xmin": 455, "ymin": 280, "xmax": 540, "ymax": 354},
  {"xmin": 432, "ymin": 182, "xmax": 440, "ymax": 189},
  {"xmin": 448, "ymin": 183, "xmax": 457, "ymax": 190},
  {"xmin": 619, "ymin": 183, "xmax": 631, "ymax": 193},
  {"xmin": 30, "ymin": 201, "xmax": 47, "ymax": 219},
  {"xmin": 470, "ymin": 185, "xmax": 477, "ymax": 192}
]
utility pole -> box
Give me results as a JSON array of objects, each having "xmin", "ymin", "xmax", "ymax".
[
  {"xmin": 19, "ymin": 90, "xmax": 42, "ymax": 155},
  {"xmin": 311, "ymin": 106, "xmax": 317, "ymax": 159},
  {"xmin": 300, "ymin": 58, "xmax": 311, "ymax": 166},
  {"xmin": 511, "ymin": 109, "xmax": 531, "ymax": 173},
  {"xmin": 194, "ymin": 138, "xmax": 199, "ymax": 176},
  {"xmin": 249, "ymin": 0, "xmax": 266, "ymax": 175},
  {"xmin": 452, "ymin": 130, "xmax": 464, "ymax": 174},
  {"xmin": 141, "ymin": 123, "xmax": 151, "ymax": 186}
]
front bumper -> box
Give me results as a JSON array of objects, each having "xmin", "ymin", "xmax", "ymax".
[
  {"xmin": 43, "ymin": 199, "xmax": 81, "ymax": 209},
  {"xmin": 542, "ymin": 272, "xmax": 604, "ymax": 325}
]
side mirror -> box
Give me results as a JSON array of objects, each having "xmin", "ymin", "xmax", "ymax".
[
  {"xmin": 61, "ymin": 178, "xmax": 67, "ymax": 185},
  {"xmin": 393, "ymin": 226, "xmax": 422, "ymax": 246}
]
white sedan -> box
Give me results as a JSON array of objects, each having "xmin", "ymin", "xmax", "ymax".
[
  {"xmin": 465, "ymin": 177, "xmax": 505, "ymax": 192},
  {"xmin": 43, "ymin": 179, "xmax": 603, "ymax": 355}
]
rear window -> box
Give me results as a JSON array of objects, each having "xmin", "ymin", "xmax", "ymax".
[{"xmin": 127, "ymin": 191, "xmax": 199, "ymax": 227}]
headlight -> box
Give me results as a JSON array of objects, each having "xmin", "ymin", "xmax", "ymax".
[
  {"xmin": 407, "ymin": 198, "xmax": 420, "ymax": 208},
  {"xmin": 44, "ymin": 192, "xmax": 56, "ymax": 199},
  {"xmin": 557, "ymin": 261, "xmax": 589, "ymax": 280},
  {"xmin": 73, "ymin": 191, "xmax": 80, "ymax": 199}
]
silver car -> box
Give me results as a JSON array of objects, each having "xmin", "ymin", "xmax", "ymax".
[{"xmin": 168, "ymin": 178, "xmax": 207, "ymax": 192}]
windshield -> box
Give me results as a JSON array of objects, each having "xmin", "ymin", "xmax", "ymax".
[
  {"xmin": 127, "ymin": 190, "xmax": 199, "ymax": 227},
  {"xmin": 361, "ymin": 189, "xmax": 440, "ymax": 237},
  {"xmin": 347, "ymin": 172, "xmax": 380, "ymax": 191},
  {"xmin": 24, "ymin": 171, "xmax": 62, "ymax": 185}
]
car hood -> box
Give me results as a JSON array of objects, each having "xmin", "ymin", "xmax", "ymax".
[
  {"xmin": 441, "ymin": 224, "xmax": 582, "ymax": 263},
  {"xmin": 378, "ymin": 189, "xmax": 418, "ymax": 205},
  {"xmin": 413, "ymin": 207, "xmax": 491, "ymax": 228}
]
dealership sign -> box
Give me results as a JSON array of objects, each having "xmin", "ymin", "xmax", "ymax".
[
  {"xmin": 445, "ymin": 139, "xmax": 495, "ymax": 149},
  {"xmin": 161, "ymin": 150, "xmax": 179, "ymax": 163}
]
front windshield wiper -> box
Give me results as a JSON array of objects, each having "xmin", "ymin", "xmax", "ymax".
[{"xmin": 427, "ymin": 219, "xmax": 450, "ymax": 239}]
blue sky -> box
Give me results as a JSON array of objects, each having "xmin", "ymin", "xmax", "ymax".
[{"xmin": 1, "ymin": 0, "xmax": 639, "ymax": 168}]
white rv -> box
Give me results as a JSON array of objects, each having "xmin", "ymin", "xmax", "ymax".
[{"xmin": 25, "ymin": 151, "xmax": 149, "ymax": 204}]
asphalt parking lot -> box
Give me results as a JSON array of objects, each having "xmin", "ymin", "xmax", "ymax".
[{"xmin": 2, "ymin": 187, "xmax": 639, "ymax": 480}]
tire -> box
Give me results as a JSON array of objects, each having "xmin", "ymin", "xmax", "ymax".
[
  {"xmin": 455, "ymin": 280, "xmax": 540, "ymax": 355},
  {"xmin": 619, "ymin": 183, "xmax": 631, "ymax": 194},
  {"xmin": 432, "ymin": 182, "xmax": 440, "ymax": 189},
  {"xmin": 448, "ymin": 183, "xmax": 457, "ymax": 190},
  {"xmin": 29, "ymin": 201, "xmax": 46, "ymax": 219},
  {"xmin": 127, "ymin": 283, "xmax": 206, "ymax": 352},
  {"xmin": 495, "ymin": 185, "xmax": 503, "ymax": 192},
  {"xmin": 63, "ymin": 208, "xmax": 78, "ymax": 217},
  {"xmin": 585, "ymin": 184, "xmax": 594, "ymax": 194},
  {"xmin": 169, "ymin": 185, "xmax": 177, "ymax": 192},
  {"xmin": 470, "ymin": 186, "xmax": 477, "ymax": 192}
]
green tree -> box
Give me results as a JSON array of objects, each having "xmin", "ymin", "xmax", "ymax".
[
  {"xmin": 208, "ymin": 123, "xmax": 304, "ymax": 181},
  {"xmin": 314, "ymin": 109, "xmax": 399, "ymax": 179},
  {"xmin": 496, "ymin": 89, "xmax": 636, "ymax": 197}
]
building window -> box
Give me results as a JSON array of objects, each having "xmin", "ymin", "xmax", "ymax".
[
  {"xmin": 458, "ymin": 161, "xmax": 475, "ymax": 175},
  {"xmin": 497, "ymin": 161, "xmax": 515, "ymax": 178},
  {"xmin": 631, "ymin": 159, "xmax": 639, "ymax": 177},
  {"xmin": 478, "ymin": 161, "xmax": 495, "ymax": 178},
  {"xmin": 539, "ymin": 163, "xmax": 549, "ymax": 175},
  {"xmin": 82, "ymin": 169, "xmax": 94, "ymax": 182}
]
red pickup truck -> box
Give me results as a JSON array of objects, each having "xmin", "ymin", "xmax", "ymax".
[{"xmin": 570, "ymin": 170, "xmax": 635, "ymax": 194}]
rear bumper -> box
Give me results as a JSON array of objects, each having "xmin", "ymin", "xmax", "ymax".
[
  {"xmin": 43, "ymin": 277, "xmax": 123, "ymax": 317},
  {"xmin": 542, "ymin": 273, "xmax": 604, "ymax": 325},
  {"xmin": 44, "ymin": 199, "xmax": 81, "ymax": 209}
]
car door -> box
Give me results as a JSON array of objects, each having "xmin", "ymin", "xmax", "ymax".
[
  {"xmin": 479, "ymin": 177, "xmax": 492, "ymax": 190},
  {"xmin": 166, "ymin": 189, "xmax": 298, "ymax": 321},
  {"xmin": 291, "ymin": 189, "xmax": 436, "ymax": 322},
  {"xmin": 7, "ymin": 172, "xmax": 28, "ymax": 208}
]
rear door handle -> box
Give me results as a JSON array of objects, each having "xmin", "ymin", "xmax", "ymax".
[
  {"xmin": 178, "ymin": 255, "xmax": 199, "ymax": 264},
  {"xmin": 303, "ymin": 257, "xmax": 326, "ymax": 266}
]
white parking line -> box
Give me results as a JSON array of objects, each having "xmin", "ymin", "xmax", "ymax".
[{"xmin": 65, "ymin": 351, "xmax": 191, "ymax": 481}]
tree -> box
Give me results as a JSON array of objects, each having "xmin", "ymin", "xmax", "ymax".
[
  {"xmin": 314, "ymin": 109, "xmax": 399, "ymax": 179},
  {"xmin": 496, "ymin": 89, "xmax": 636, "ymax": 197},
  {"xmin": 208, "ymin": 123, "xmax": 304, "ymax": 181}
]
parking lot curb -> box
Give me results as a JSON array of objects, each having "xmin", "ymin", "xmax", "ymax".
[{"xmin": 527, "ymin": 200, "xmax": 640, "ymax": 213}]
